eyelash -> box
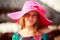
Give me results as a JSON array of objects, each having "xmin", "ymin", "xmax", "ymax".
[{"xmin": 33, "ymin": 14, "xmax": 37, "ymax": 16}]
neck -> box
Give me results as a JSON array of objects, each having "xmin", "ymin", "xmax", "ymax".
[
  {"xmin": 18, "ymin": 27, "xmax": 33, "ymax": 37},
  {"xmin": 25, "ymin": 25, "xmax": 34, "ymax": 29}
]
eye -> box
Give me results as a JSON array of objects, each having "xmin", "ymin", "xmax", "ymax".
[
  {"xmin": 33, "ymin": 13, "xmax": 38, "ymax": 16},
  {"xmin": 24, "ymin": 13, "xmax": 30, "ymax": 16}
]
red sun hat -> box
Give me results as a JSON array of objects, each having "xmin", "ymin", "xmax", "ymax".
[{"xmin": 7, "ymin": 0, "xmax": 52, "ymax": 27}]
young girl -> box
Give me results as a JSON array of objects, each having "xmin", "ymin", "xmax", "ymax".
[{"xmin": 7, "ymin": 0, "xmax": 57, "ymax": 40}]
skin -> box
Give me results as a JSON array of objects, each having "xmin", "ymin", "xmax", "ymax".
[
  {"xmin": 18, "ymin": 11, "xmax": 58, "ymax": 37},
  {"xmin": 18, "ymin": 11, "xmax": 39, "ymax": 37},
  {"xmin": 40, "ymin": 25, "xmax": 58, "ymax": 34},
  {"xmin": 24, "ymin": 11, "xmax": 37, "ymax": 28}
]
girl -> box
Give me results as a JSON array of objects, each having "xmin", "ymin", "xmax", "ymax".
[{"xmin": 7, "ymin": 0, "xmax": 57, "ymax": 40}]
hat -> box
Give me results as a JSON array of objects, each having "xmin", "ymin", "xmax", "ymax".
[{"xmin": 7, "ymin": 0, "xmax": 52, "ymax": 26}]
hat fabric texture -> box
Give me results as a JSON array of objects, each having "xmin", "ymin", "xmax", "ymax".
[{"xmin": 7, "ymin": 0, "xmax": 52, "ymax": 27}]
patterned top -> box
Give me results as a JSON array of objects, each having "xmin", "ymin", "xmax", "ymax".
[{"xmin": 12, "ymin": 33, "xmax": 49, "ymax": 40}]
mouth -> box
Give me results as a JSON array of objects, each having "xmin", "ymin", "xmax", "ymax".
[{"xmin": 28, "ymin": 20, "xmax": 33, "ymax": 23}]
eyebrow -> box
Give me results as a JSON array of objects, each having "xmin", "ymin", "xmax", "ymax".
[{"xmin": 24, "ymin": 11, "xmax": 39, "ymax": 15}]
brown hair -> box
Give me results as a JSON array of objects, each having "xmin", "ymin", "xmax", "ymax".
[{"xmin": 18, "ymin": 12, "xmax": 43, "ymax": 35}]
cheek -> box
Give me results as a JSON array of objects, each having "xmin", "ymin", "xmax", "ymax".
[
  {"xmin": 24, "ymin": 17, "xmax": 37, "ymax": 22},
  {"xmin": 33, "ymin": 17, "xmax": 37, "ymax": 22},
  {"xmin": 24, "ymin": 18, "xmax": 28, "ymax": 22}
]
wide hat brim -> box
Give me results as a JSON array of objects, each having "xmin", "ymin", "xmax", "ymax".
[
  {"xmin": 7, "ymin": 0, "xmax": 52, "ymax": 27},
  {"xmin": 7, "ymin": 9, "xmax": 52, "ymax": 27}
]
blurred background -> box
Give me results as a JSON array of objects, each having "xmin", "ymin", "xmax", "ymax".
[{"xmin": 0, "ymin": 0, "xmax": 60, "ymax": 40}]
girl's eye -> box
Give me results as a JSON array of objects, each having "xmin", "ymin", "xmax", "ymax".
[
  {"xmin": 33, "ymin": 13, "xmax": 38, "ymax": 16},
  {"xmin": 25, "ymin": 13, "xmax": 29, "ymax": 16},
  {"xmin": 25, "ymin": 14, "xmax": 27, "ymax": 15}
]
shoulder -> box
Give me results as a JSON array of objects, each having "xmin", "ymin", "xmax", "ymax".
[
  {"xmin": 12, "ymin": 33, "xmax": 20, "ymax": 40},
  {"xmin": 39, "ymin": 26, "xmax": 53, "ymax": 34},
  {"xmin": 13, "ymin": 32, "xmax": 19, "ymax": 37}
]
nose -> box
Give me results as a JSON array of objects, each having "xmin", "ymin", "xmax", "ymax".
[{"xmin": 29, "ymin": 15, "xmax": 33, "ymax": 20}]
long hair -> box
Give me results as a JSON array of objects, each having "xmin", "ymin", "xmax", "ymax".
[{"xmin": 18, "ymin": 12, "xmax": 44, "ymax": 35}]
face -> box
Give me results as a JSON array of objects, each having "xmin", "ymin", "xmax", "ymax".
[{"xmin": 24, "ymin": 11, "xmax": 38, "ymax": 27}]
